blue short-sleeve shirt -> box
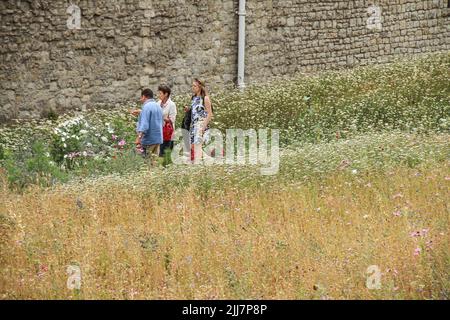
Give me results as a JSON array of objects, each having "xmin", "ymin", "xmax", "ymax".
[{"xmin": 136, "ymin": 99, "xmax": 163, "ymax": 145}]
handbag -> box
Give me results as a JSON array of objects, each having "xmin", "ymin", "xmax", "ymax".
[
  {"xmin": 163, "ymin": 120, "xmax": 174, "ymax": 142},
  {"xmin": 181, "ymin": 108, "xmax": 192, "ymax": 131}
]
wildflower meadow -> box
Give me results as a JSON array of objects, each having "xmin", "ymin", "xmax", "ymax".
[{"xmin": 0, "ymin": 52, "xmax": 448, "ymax": 299}]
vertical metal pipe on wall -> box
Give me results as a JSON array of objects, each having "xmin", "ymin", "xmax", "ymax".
[{"xmin": 237, "ymin": 0, "xmax": 246, "ymax": 90}]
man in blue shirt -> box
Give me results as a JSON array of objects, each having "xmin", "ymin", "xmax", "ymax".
[{"xmin": 135, "ymin": 88, "xmax": 163, "ymax": 164}]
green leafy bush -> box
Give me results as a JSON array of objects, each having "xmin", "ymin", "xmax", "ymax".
[{"xmin": 1, "ymin": 141, "xmax": 68, "ymax": 191}]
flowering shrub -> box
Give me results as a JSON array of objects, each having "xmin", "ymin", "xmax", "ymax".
[
  {"xmin": 50, "ymin": 116, "xmax": 90, "ymax": 168},
  {"xmin": 46, "ymin": 110, "xmax": 137, "ymax": 170},
  {"xmin": 0, "ymin": 107, "xmax": 140, "ymax": 189}
]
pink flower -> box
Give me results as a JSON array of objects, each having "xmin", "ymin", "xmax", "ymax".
[
  {"xmin": 37, "ymin": 264, "xmax": 48, "ymax": 277},
  {"xmin": 414, "ymin": 247, "xmax": 421, "ymax": 256},
  {"xmin": 410, "ymin": 229, "xmax": 430, "ymax": 238},
  {"xmin": 118, "ymin": 139, "xmax": 126, "ymax": 147},
  {"xmin": 136, "ymin": 146, "xmax": 144, "ymax": 154},
  {"xmin": 67, "ymin": 151, "xmax": 82, "ymax": 160},
  {"xmin": 410, "ymin": 231, "xmax": 421, "ymax": 237},
  {"xmin": 393, "ymin": 210, "xmax": 402, "ymax": 217},
  {"xmin": 112, "ymin": 134, "xmax": 118, "ymax": 141}
]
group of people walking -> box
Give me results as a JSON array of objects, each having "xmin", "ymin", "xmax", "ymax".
[{"xmin": 133, "ymin": 78, "xmax": 213, "ymax": 165}]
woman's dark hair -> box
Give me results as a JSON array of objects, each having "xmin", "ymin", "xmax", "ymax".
[
  {"xmin": 158, "ymin": 84, "xmax": 171, "ymax": 97},
  {"xmin": 141, "ymin": 88, "xmax": 153, "ymax": 99}
]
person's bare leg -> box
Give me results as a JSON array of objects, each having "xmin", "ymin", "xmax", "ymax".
[
  {"xmin": 151, "ymin": 145, "xmax": 160, "ymax": 167},
  {"xmin": 193, "ymin": 143, "xmax": 203, "ymax": 165},
  {"xmin": 142, "ymin": 146, "xmax": 152, "ymax": 167}
]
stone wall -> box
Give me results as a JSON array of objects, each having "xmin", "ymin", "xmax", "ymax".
[{"xmin": 0, "ymin": 0, "xmax": 449, "ymax": 122}]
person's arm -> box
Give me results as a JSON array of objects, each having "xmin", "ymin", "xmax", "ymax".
[
  {"xmin": 130, "ymin": 109, "xmax": 141, "ymax": 117},
  {"xmin": 163, "ymin": 114, "xmax": 170, "ymax": 122},
  {"xmin": 136, "ymin": 107, "xmax": 149, "ymax": 145},
  {"xmin": 169, "ymin": 101, "xmax": 177, "ymax": 124},
  {"xmin": 159, "ymin": 100, "xmax": 169, "ymax": 122},
  {"xmin": 135, "ymin": 131, "xmax": 144, "ymax": 146},
  {"xmin": 202, "ymin": 96, "xmax": 213, "ymax": 130}
]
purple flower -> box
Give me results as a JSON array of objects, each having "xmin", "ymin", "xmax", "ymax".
[
  {"xmin": 414, "ymin": 247, "xmax": 421, "ymax": 256},
  {"xmin": 410, "ymin": 229, "xmax": 430, "ymax": 238},
  {"xmin": 393, "ymin": 210, "xmax": 401, "ymax": 217},
  {"xmin": 66, "ymin": 152, "xmax": 82, "ymax": 160}
]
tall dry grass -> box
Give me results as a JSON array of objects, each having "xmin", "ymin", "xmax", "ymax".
[{"xmin": 0, "ymin": 163, "xmax": 448, "ymax": 299}]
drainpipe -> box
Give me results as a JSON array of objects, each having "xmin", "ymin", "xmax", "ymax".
[{"xmin": 237, "ymin": 0, "xmax": 246, "ymax": 90}]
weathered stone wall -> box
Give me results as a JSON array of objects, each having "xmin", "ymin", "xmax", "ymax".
[
  {"xmin": 246, "ymin": 0, "xmax": 449, "ymax": 78},
  {"xmin": 0, "ymin": 0, "xmax": 449, "ymax": 122}
]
